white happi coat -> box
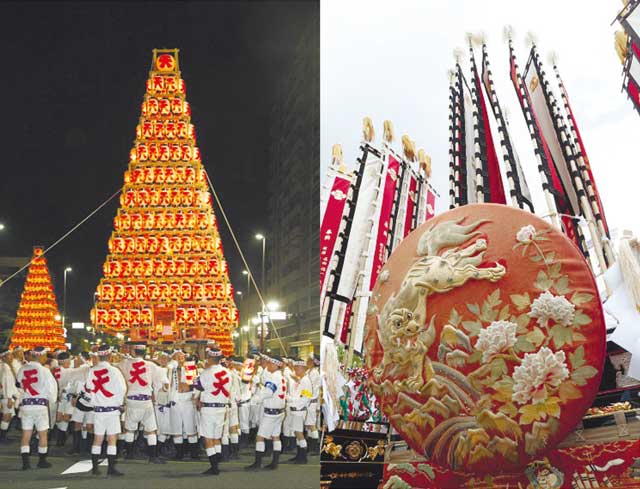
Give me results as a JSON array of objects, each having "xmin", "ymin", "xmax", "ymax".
[
  {"xmin": 84, "ymin": 361, "xmax": 126, "ymax": 411},
  {"xmin": 16, "ymin": 361, "xmax": 57, "ymax": 407},
  {"xmin": 0, "ymin": 361, "xmax": 18, "ymax": 412}
]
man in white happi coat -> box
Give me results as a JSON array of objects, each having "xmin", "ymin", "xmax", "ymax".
[
  {"xmin": 248, "ymin": 354, "xmax": 264, "ymax": 439},
  {"xmin": 120, "ymin": 343, "xmax": 167, "ymax": 463},
  {"xmin": 245, "ymin": 355, "xmax": 287, "ymax": 471},
  {"xmin": 194, "ymin": 347, "xmax": 234, "ymax": 475},
  {"xmin": 226, "ymin": 357, "xmax": 243, "ymax": 459},
  {"xmin": 152, "ymin": 350, "xmax": 171, "ymax": 456},
  {"xmin": 84, "ymin": 345, "xmax": 127, "ymax": 476},
  {"xmin": 286, "ymin": 358, "xmax": 313, "ymax": 464},
  {"xmin": 236, "ymin": 356, "xmax": 254, "ymax": 447},
  {"xmin": 53, "ymin": 352, "xmax": 89, "ymax": 447},
  {"xmin": 0, "ymin": 350, "xmax": 18, "ymax": 442},
  {"xmin": 166, "ymin": 349, "xmax": 199, "ymax": 460},
  {"xmin": 15, "ymin": 346, "xmax": 57, "ymax": 470},
  {"xmin": 305, "ymin": 355, "xmax": 321, "ymax": 454},
  {"xmin": 67, "ymin": 351, "xmax": 96, "ymax": 454}
]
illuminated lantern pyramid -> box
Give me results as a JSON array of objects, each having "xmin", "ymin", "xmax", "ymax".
[
  {"xmin": 92, "ymin": 49, "xmax": 238, "ymax": 354},
  {"xmin": 10, "ymin": 247, "xmax": 66, "ymax": 351}
]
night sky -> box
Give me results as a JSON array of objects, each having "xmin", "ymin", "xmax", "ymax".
[{"xmin": 0, "ymin": 1, "xmax": 318, "ymax": 330}]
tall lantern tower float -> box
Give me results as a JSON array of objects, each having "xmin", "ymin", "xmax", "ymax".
[
  {"xmin": 92, "ymin": 49, "xmax": 238, "ymax": 355},
  {"xmin": 10, "ymin": 247, "xmax": 67, "ymax": 351}
]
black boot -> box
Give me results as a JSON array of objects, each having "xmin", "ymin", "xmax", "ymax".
[
  {"xmin": 221, "ymin": 444, "xmax": 230, "ymax": 462},
  {"xmin": 148, "ymin": 444, "xmax": 166, "ymax": 464},
  {"xmin": 107, "ymin": 454, "xmax": 123, "ymax": 476},
  {"xmin": 81, "ymin": 434, "xmax": 90, "ymax": 454},
  {"xmin": 230, "ymin": 443, "xmax": 240, "ymax": 460},
  {"xmin": 244, "ymin": 451, "xmax": 263, "ymax": 471},
  {"xmin": 248, "ymin": 427, "xmax": 257, "ymax": 443},
  {"xmin": 264, "ymin": 439, "xmax": 273, "ymax": 457},
  {"xmin": 56, "ymin": 427, "xmax": 67, "ymax": 447},
  {"xmin": 37, "ymin": 452, "xmax": 51, "ymax": 468},
  {"xmin": 202, "ymin": 453, "xmax": 220, "ymax": 475},
  {"xmin": 21, "ymin": 453, "xmax": 30, "ymax": 470},
  {"xmin": 0, "ymin": 429, "xmax": 7, "ymax": 442},
  {"xmin": 287, "ymin": 445, "xmax": 300, "ymax": 463},
  {"xmin": 116, "ymin": 439, "xmax": 124, "ymax": 457},
  {"xmin": 294, "ymin": 446, "xmax": 307, "ymax": 464},
  {"xmin": 91, "ymin": 454, "xmax": 101, "ymax": 475},
  {"xmin": 263, "ymin": 450, "xmax": 280, "ymax": 470},
  {"xmin": 172, "ymin": 442, "xmax": 184, "ymax": 460},
  {"xmin": 67, "ymin": 431, "xmax": 81, "ymax": 455},
  {"xmin": 189, "ymin": 441, "xmax": 200, "ymax": 460},
  {"xmin": 159, "ymin": 440, "xmax": 170, "ymax": 457},
  {"xmin": 239, "ymin": 432, "xmax": 248, "ymax": 448},
  {"xmin": 124, "ymin": 442, "xmax": 134, "ymax": 460}
]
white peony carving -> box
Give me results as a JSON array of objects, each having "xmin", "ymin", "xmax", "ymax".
[
  {"xmin": 529, "ymin": 291, "xmax": 575, "ymax": 327},
  {"xmin": 512, "ymin": 347, "xmax": 569, "ymax": 405},
  {"xmin": 475, "ymin": 320, "xmax": 517, "ymax": 362},
  {"xmin": 516, "ymin": 224, "xmax": 537, "ymax": 244}
]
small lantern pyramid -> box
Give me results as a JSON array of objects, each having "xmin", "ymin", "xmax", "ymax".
[
  {"xmin": 10, "ymin": 247, "xmax": 66, "ymax": 351},
  {"xmin": 92, "ymin": 49, "xmax": 238, "ymax": 355}
]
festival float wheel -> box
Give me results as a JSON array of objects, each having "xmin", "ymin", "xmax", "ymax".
[{"xmin": 364, "ymin": 204, "xmax": 605, "ymax": 474}]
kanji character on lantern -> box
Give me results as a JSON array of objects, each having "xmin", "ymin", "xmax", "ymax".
[
  {"xmin": 193, "ymin": 283, "xmax": 205, "ymax": 301},
  {"xmin": 147, "ymin": 97, "xmax": 158, "ymax": 114},
  {"xmin": 148, "ymin": 144, "xmax": 158, "ymax": 161},
  {"xmin": 165, "ymin": 283, "xmax": 176, "ymax": 300},
  {"xmin": 137, "ymin": 144, "xmax": 148, "ymax": 161},
  {"xmin": 159, "ymin": 236, "xmax": 170, "ymax": 253},
  {"xmin": 143, "ymin": 259, "xmax": 153, "ymax": 277},
  {"xmin": 181, "ymin": 144, "xmax": 191, "ymax": 161},
  {"xmin": 180, "ymin": 283, "xmax": 191, "ymax": 300},
  {"xmin": 122, "ymin": 260, "xmax": 133, "ymax": 276},
  {"xmin": 143, "ymin": 121, "xmax": 153, "ymax": 139},
  {"xmin": 165, "ymin": 76, "xmax": 177, "ymax": 92},
  {"xmin": 165, "ymin": 167, "xmax": 176, "ymax": 183},
  {"xmin": 131, "ymin": 213, "xmax": 142, "ymax": 231},
  {"xmin": 171, "ymin": 97, "xmax": 182, "ymax": 114},
  {"xmin": 114, "ymin": 284, "xmax": 125, "ymax": 301},
  {"xmin": 148, "ymin": 283, "xmax": 160, "ymax": 300},
  {"xmin": 186, "ymin": 308, "xmax": 197, "ymax": 323},
  {"xmin": 165, "ymin": 121, "xmax": 175, "ymax": 139},
  {"xmin": 147, "ymin": 236, "xmax": 158, "ymax": 253},
  {"xmin": 176, "ymin": 259, "xmax": 187, "ymax": 276},
  {"xmin": 124, "ymin": 284, "xmax": 135, "ymax": 301},
  {"xmin": 152, "ymin": 75, "xmax": 164, "ymax": 92},
  {"xmin": 181, "ymin": 236, "xmax": 192, "ymax": 253},
  {"xmin": 158, "ymin": 98, "xmax": 170, "ymax": 115},
  {"xmin": 159, "ymin": 144, "xmax": 169, "ymax": 161},
  {"xmin": 135, "ymin": 283, "xmax": 146, "ymax": 301},
  {"xmin": 170, "ymin": 143, "xmax": 181, "ymax": 161}
]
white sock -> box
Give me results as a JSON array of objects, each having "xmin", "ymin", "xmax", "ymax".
[
  {"xmin": 81, "ymin": 430, "xmax": 87, "ymax": 439},
  {"xmin": 256, "ymin": 441, "xmax": 265, "ymax": 452},
  {"xmin": 20, "ymin": 445, "xmax": 29, "ymax": 454},
  {"xmin": 0, "ymin": 421, "xmax": 9, "ymax": 430},
  {"xmin": 309, "ymin": 430, "xmax": 319, "ymax": 439},
  {"xmin": 187, "ymin": 435, "xmax": 197, "ymax": 444},
  {"xmin": 147, "ymin": 434, "xmax": 157, "ymax": 446},
  {"xmin": 158, "ymin": 433, "xmax": 166, "ymax": 443},
  {"xmin": 107, "ymin": 445, "xmax": 117, "ymax": 455},
  {"xmin": 214, "ymin": 444, "xmax": 222, "ymax": 454},
  {"xmin": 38, "ymin": 446, "xmax": 47, "ymax": 454},
  {"xmin": 57, "ymin": 421, "xmax": 69, "ymax": 431},
  {"xmin": 273, "ymin": 440, "xmax": 282, "ymax": 452},
  {"xmin": 174, "ymin": 436, "xmax": 183, "ymax": 444},
  {"xmin": 118, "ymin": 433, "xmax": 125, "ymax": 441},
  {"xmin": 91, "ymin": 445, "xmax": 101, "ymax": 455},
  {"xmin": 299, "ymin": 439, "xmax": 307, "ymax": 449},
  {"xmin": 206, "ymin": 447, "xmax": 215, "ymax": 456},
  {"xmin": 241, "ymin": 429, "xmax": 249, "ymax": 434},
  {"xmin": 124, "ymin": 432, "xmax": 135, "ymax": 443},
  {"xmin": 230, "ymin": 433, "xmax": 239, "ymax": 444},
  {"xmin": 222, "ymin": 437, "xmax": 229, "ymax": 446}
]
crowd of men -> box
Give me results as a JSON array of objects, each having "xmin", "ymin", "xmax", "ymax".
[{"xmin": 0, "ymin": 343, "xmax": 321, "ymax": 477}]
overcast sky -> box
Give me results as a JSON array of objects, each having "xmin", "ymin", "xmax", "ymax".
[{"xmin": 321, "ymin": 0, "xmax": 640, "ymax": 238}]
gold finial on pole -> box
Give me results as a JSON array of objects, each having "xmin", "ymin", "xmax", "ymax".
[
  {"xmin": 418, "ymin": 149, "xmax": 432, "ymax": 178},
  {"xmin": 331, "ymin": 143, "xmax": 343, "ymax": 166},
  {"xmin": 362, "ymin": 117, "xmax": 375, "ymax": 142},
  {"xmin": 615, "ymin": 30, "xmax": 629, "ymax": 65},
  {"xmin": 401, "ymin": 135, "xmax": 416, "ymax": 161},
  {"xmin": 383, "ymin": 120, "xmax": 394, "ymax": 143}
]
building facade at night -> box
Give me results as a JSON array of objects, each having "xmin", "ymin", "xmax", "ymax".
[{"xmin": 264, "ymin": 26, "xmax": 319, "ymax": 358}]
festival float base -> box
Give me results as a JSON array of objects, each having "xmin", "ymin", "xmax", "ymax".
[{"xmin": 320, "ymin": 386, "xmax": 640, "ymax": 489}]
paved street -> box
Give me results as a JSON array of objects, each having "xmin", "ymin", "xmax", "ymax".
[{"xmin": 0, "ymin": 431, "xmax": 319, "ymax": 489}]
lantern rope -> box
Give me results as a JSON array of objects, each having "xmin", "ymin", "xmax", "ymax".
[
  {"xmin": 203, "ymin": 169, "xmax": 288, "ymax": 356},
  {"xmin": 0, "ymin": 188, "xmax": 122, "ymax": 289}
]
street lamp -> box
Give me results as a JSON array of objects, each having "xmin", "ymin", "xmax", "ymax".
[
  {"xmin": 0, "ymin": 224, "xmax": 4, "ymax": 231},
  {"xmin": 63, "ymin": 267, "xmax": 72, "ymax": 328},
  {"xmin": 255, "ymin": 234, "xmax": 266, "ymax": 293}
]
